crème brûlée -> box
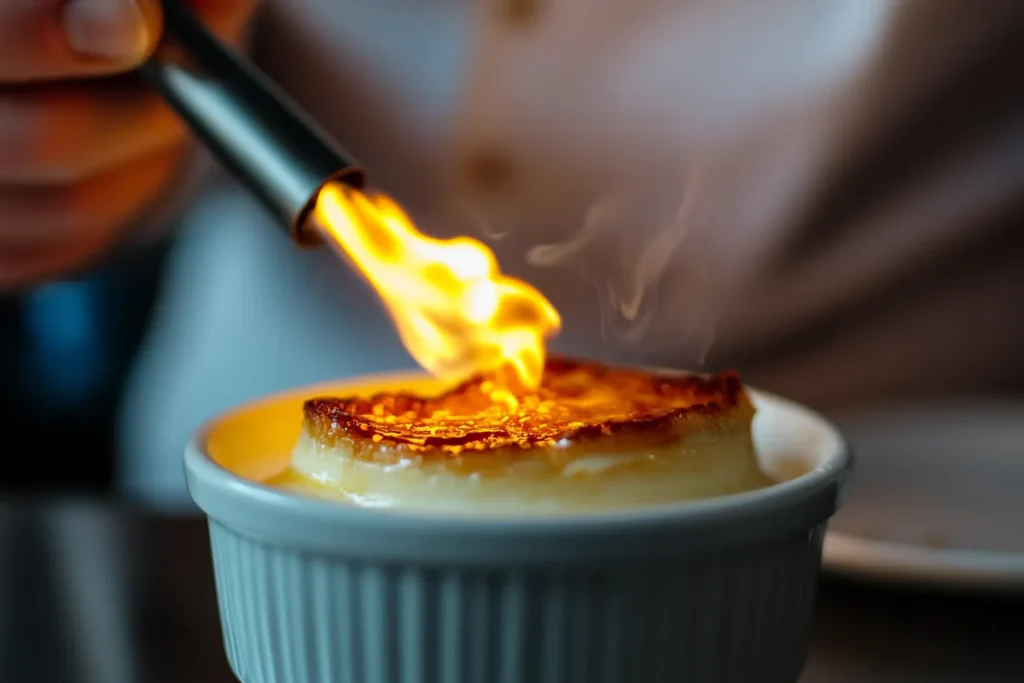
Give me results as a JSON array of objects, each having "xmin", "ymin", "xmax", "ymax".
[{"xmin": 270, "ymin": 358, "xmax": 773, "ymax": 513}]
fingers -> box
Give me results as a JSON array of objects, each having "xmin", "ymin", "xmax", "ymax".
[
  {"xmin": 0, "ymin": 0, "xmax": 259, "ymax": 83},
  {"xmin": 0, "ymin": 0, "xmax": 162, "ymax": 83},
  {"xmin": 0, "ymin": 145, "xmax": 183, "ymax": 289},
  {"xmin": 0, "ymin": 77, "xmax": 186, "ymax": 184},
  {"xmin": 0, "ymin": 0, "xmax": 262, "ymax": 291}
]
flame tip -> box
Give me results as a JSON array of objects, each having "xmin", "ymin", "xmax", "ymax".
[{"xmin": 315, "ymin": 182, "xmax": 560, "ymax": 393}]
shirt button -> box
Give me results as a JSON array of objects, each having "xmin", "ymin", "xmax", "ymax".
[
  {"xmin": 498, "ymin": 0, "xmax": 542, "ymax": 27},
  {"xmin": 461, "ymin": 148, "xmax": 515, "ymax": 195}
]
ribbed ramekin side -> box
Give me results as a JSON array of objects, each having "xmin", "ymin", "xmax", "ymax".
[{"xmin": 209, "ymin": 520, "xmax": 826, "ymax": 683}]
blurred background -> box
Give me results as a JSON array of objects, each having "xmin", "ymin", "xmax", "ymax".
[
  {"xmin": 1, "ymin": 0, "xmax": 1023, "ymax": 681},
  {"xmin": 0, "ymin": 244, "xmax": 170, "ymax": 496},
  {"xmin": 0, "ymin": 243, "xmax": 170, "ymax": 682}
]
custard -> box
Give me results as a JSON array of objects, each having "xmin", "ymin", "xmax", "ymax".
[{"xmin": 271, "ymin": 358, "xmax": 771, "ymax": 513}]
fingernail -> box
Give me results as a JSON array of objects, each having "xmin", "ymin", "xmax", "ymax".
[{"xmin": 64, "ymin": 0, "xmax": 150, "ymax": 62}]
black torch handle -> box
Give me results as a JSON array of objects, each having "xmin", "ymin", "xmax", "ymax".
[{"xmin": 138, "ymin": 0, "xmax": 365, "ymax": 245}]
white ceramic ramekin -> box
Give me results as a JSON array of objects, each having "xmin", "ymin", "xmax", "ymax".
[{"xmin": 184, "ymin": 373, "xmax": 850, "ymax": 683}]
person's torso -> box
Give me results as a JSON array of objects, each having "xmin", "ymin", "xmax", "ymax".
[
  {"xmin": 249, "ymin": 0, "xmax": 1024, "ymax": 403},
  {"xmin": 119, "ymin": 0, "xmax": 1024, "ymax": 506}
]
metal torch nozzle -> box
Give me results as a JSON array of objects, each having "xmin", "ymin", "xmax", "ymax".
[{"xmin": 138, "ymin": 0, "xmax": 365, "ymax": 245}]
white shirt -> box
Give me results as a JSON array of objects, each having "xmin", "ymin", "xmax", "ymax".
[{"xmin": 119, "ymin": 0, "xmax": 1024, "ymax": 508}]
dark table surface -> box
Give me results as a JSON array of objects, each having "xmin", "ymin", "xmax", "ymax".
[{"xmin": 1, "ymin": 504, "xmax": 1021, "ymax": 683}]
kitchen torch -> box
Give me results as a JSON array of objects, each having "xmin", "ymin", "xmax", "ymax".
[{"xmin": 138, "ymin": 0, "xmax": 366, "ymax": 245}]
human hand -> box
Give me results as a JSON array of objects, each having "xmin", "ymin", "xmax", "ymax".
[{"xmin": 0, "ymin": 0, "xmax": 258, "ymax": 290}]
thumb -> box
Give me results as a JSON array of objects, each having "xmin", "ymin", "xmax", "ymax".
[
  {"xmin": 64, "ymin": 0, "xmax": 160, "ymax": 62},
  {"xmin": 0, "ymin": 0, "xmax": 161, "ymax": 83}
]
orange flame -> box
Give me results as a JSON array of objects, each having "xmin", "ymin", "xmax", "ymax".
[{"xmin": 313, "ymin": 183, "xmax": 561, "ymax": 393}]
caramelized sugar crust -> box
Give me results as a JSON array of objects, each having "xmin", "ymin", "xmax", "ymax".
[{"xmin": 303, "ymin": 358, "xmax": 750, "ymax": 458}]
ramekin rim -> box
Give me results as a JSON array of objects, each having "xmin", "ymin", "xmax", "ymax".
[{"xmin": 183, "ymin": 373, "xmax": 850, "ymax": 534}]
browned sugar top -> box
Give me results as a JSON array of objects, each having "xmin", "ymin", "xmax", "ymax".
[{"xmin": 303, "ymin": 358, "xmax": 748, "ymax": 454}]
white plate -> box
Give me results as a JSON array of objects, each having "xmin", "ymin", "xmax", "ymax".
[{"xmin": 821, "ymin": 400, "xmax": 1024, "ymax": 591}]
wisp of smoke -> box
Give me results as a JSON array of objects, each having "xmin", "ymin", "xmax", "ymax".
[{"xmin": 525, "ymin": 166, "xmax": 718, "ymax": 366}]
